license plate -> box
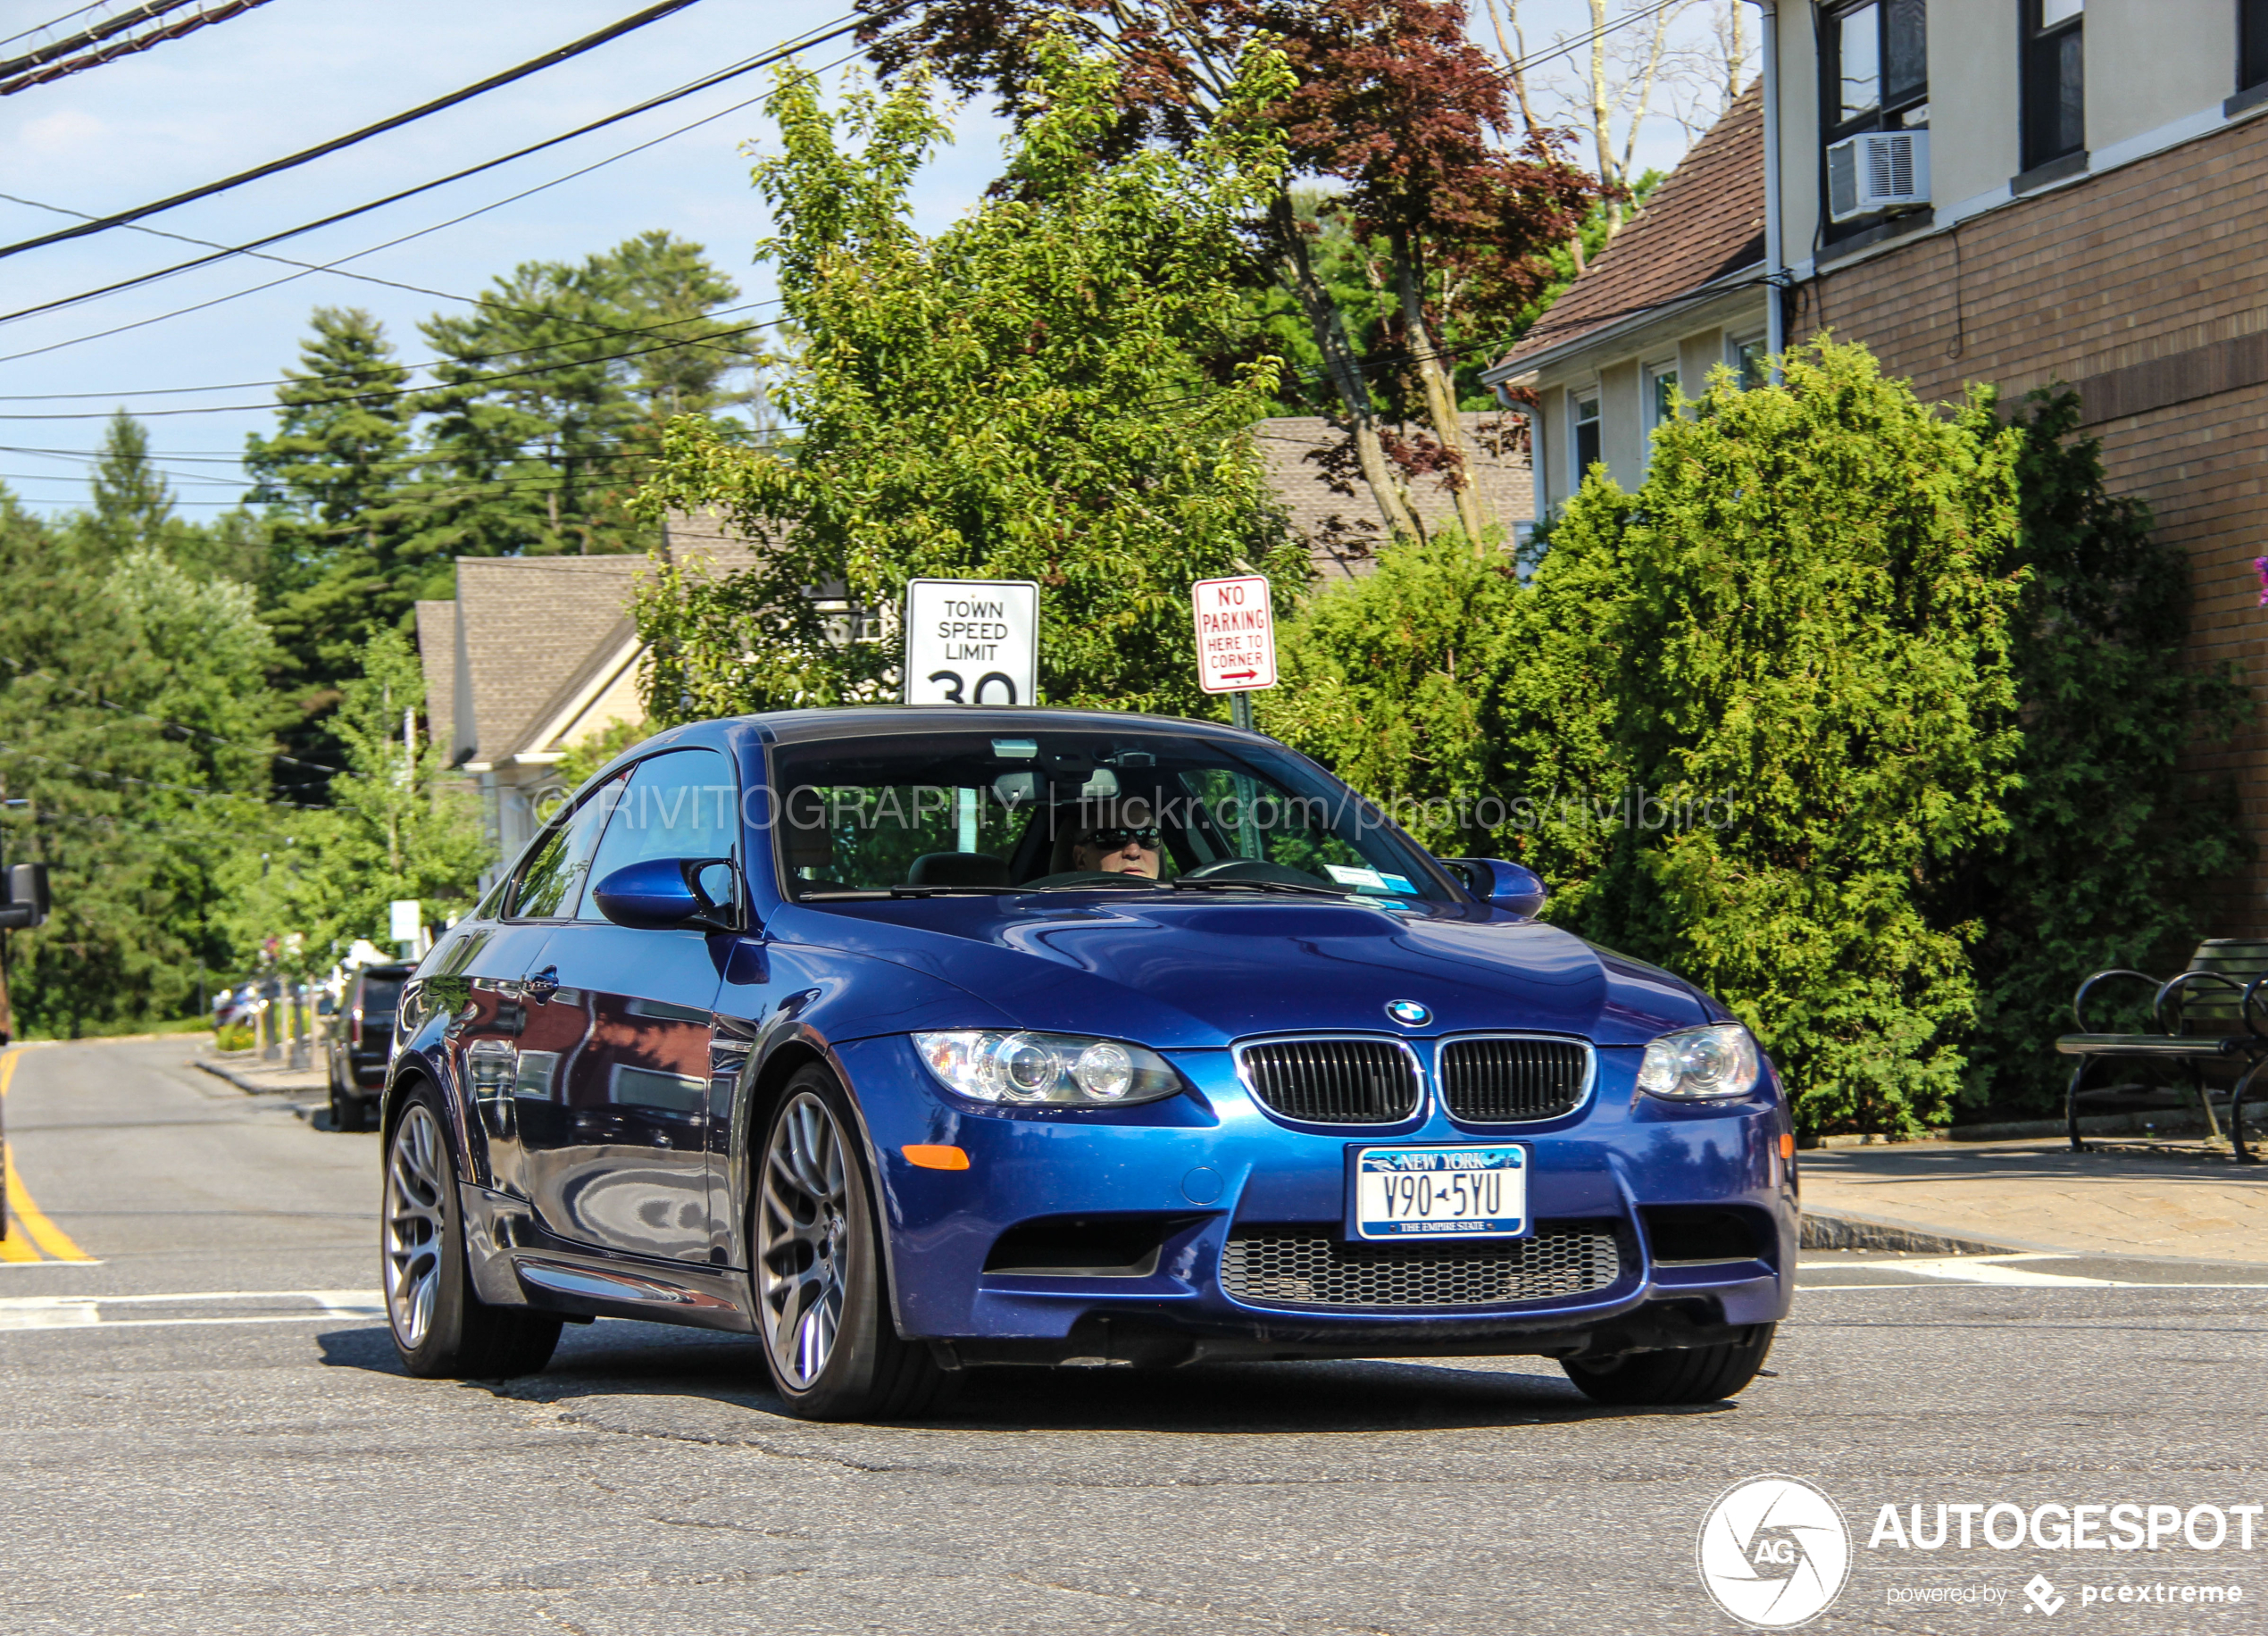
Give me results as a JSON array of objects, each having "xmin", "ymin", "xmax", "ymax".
[{"xmin": 1351, "ymin": 1145, "xmax": 1527, "ymax": 1240}]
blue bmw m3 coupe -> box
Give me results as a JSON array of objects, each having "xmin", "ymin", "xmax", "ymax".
[{"xmin": 380, "ymin": 707, "xmax": 1796, "ymax": 1420}]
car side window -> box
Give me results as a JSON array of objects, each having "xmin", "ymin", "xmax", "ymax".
[
  {"xmin": 510, "ymin": 774, "xmax": 627, "ymax": 920},
  {"xmin": 578, "ymin": 748, "xmax": 738, "ymax": 921}
]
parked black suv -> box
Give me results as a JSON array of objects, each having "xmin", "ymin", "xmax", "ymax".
[{"xmin": 325, "ymin": 964, "xmax": 413, "ymax": 1132}]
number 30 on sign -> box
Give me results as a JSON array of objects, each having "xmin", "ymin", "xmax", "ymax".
[{"xmin": 903, "ymin": 579, "xmax": 1039, "ymax": 706}]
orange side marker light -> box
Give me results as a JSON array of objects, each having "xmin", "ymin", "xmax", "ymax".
[
  {"xmin": 903, "ymin": 1144, "xmax": 971, "ymax": 1171},
  {"xmin": 1779, "ymin": 1133, "xmax": 1796, "ymax": 1160}
]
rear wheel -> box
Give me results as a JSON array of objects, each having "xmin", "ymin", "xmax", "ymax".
[
  {"xmin": 382, "ymin": 1088, "xmax": 560, "ymax": 1378},
  {"xmin": 1561, "ymin": 1324, "xmax": 1775, "ymax": 1406},
  {"xmin": 754, "ymin": 1066, "xmax": 958, "ymax": 1421}
]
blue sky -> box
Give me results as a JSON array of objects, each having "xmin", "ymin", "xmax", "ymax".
[{"xmin": 0, "ymin": 0, "xmax": 1728, "ymax": 522}]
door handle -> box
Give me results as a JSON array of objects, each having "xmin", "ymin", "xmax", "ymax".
[{"xmin": 524, "ymin": 966, "xmax": 560, "ymax": 1002}]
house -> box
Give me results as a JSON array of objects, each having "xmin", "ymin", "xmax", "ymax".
[
  {"xmin": 416, "ymin": 556, "xmax": 655, "ymax": 863},
  {"xmin": 1480, "ymin": 83, "xmax": 1767, "ymax": 510},
  {"xmin": 1486, "ymin": 0, "xmax": 2268, "ymax": 931}
]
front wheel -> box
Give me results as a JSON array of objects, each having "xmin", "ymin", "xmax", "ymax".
[
  {"xmin": 754, "ymin": 1067, "xmax": 958, "ymax": 1421},
  {"xmin": 1561, "ymin": 1323, "xmax": 1775, "ymax": 1406},
  {"xmin": 382, "ymin": 1088, "xmax": 560, "ymax": 1379}
]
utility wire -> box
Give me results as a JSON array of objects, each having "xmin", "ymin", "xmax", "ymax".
[
  {"xmin": 0, "ymin": 0, "xmax": 267, "ymax": 96},
  {"xmin": 0, "ymin": 11, "xmax": 903, "ymax": 328},
  {"xmin": 0, "ymin": 194, "xmax": 785, "ymax": 370},
  {"xmin": 0, "ymin": 0, "xmax": 711, "ymax": 251},
  {"xmin": 0, "ymin": 314, "xmax": 788, "ymax": 418},
  {"xmin": 0, "ymin": 1, "xmax": 121, "ymax": 52},
  {"xmin": 0, "ymin": 655, "xmax": 344, "ymax": 771}
]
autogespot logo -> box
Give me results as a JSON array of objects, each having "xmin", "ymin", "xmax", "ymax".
[{"xmin": 1698, "ymin": 1475, "xmax": 1854, "ymax": 1628}]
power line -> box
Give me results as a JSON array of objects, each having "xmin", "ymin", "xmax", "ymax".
[
  {"xmin": 0, "ymin": 2, "xmax": 121, "ymax": 53},
  {"xmin": 0, "ymin": 655, "xmax": 345, "ymax": 772},
  {"xmin": 0, "ymin": 0, "xmax": 713, "ymax": 252},
  {"xmin": 0, "ymin": 0, "xmax": 271, "ymax": 97},
  {"xmin": 0, "ymin": 191, "xmax": 788, "ymax": 371},
  {"xmin": 0, "ymin": 10, "xmax": 902, "ymax": 329},
  {"xmin": 0, "ymin": 288, "xmax": 780, "ymax": 401},
  {"xmin": 0, "ymin": 33, "xmax": 872, "ymax": 368},
  {"xmin": 0, "ymin": 314, "xmax": 789, "ymax": 418}
]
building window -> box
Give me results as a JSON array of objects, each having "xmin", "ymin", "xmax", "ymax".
[
  {"xmin": 1728, "ymin": 330, "xmax": 1768, "ymax": 388},
  {"xmin": 1646, "ymin": 363, "xmax": 1680, "ymax": 430},
  {"xmin": 1572, "ymin": 388, "xmax": 1601, "ymax": 487},
  {"xmin": 2022, "ymin": 0, "xmax": 2085, "ymax": 172},
  {"xmin": 2244, "ymin": 0, "xmax": 2268, "ymax": 93},
  {"xmin": 1821, "ymin": 1, "xmax": 1929, "ymax": 240}
]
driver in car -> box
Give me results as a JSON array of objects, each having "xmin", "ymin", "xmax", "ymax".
[{"xmin": 1069, "ymin": 801, "xmax": 1162, "ymax": 879}]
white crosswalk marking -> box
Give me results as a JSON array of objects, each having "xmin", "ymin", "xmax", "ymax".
[{"xmin": 0, "ymin": 1289, "xmax": 385, "ymax": 1331}]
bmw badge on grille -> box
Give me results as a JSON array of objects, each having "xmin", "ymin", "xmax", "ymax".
[{"xmin": 1385, "ymin": 1000, "xmax": 1430, "ymax": 1027}]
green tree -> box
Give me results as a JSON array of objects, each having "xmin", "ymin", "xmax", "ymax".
[
  {"xmin": 241, "ymin": 630, "xmax": 489, "ymax": 961},
  {"xmin": 0, "ymin": 485, "xmax": 288, "ymax": 1035},
  {"xmin": 1263, "ymin": 530, "xmax": 1514, "ymax": 853},
  {"xmin": 1949, "ymin": 389, "xmax": 2252, "ymax": 1114},
  {"xmin": 244, "ymin": 306, "xmax": 417, "ymax": 709},
  {"xmin": 86, "ymin": 411, "xmax": 179, "ymax": 555},
  {"xmin": 405, "ymin": 233, "xmax": 762, "ymax": 563},
  {"xmin": 636, "ymin": 41, "xmax": 1308, "ymax": 721},
  {"xmin": 1496, "ymin": 342, "xmax": 2027, "ymax": 1138}
]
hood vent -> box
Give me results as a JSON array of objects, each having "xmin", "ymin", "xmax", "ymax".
[{"xmin": 1237, "ymin": 1038, "xmax": 1421, "ymax": 1124}]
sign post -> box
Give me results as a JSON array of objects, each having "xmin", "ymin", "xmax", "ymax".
[
  {"xmin": 903, "ymin": 579, "xmax": 1040, "ymax": 706},
  {"xmin": 1192, "ymin": 573, "xmax": 1277, "ymax": 730}
]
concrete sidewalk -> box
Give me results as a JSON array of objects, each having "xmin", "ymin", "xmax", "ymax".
[
  {"xmin": 196, "ymin": 1049, "xmax": 325, "ymax": 1096},
  {"xmin": 1801, "ymin": 1139, "xmax": 2268, "ymax": 1262}
]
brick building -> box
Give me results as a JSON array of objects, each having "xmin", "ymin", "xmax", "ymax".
[{"xmin": 1488, "ymin": 1, "xmax": 2268, "ymax": 931}]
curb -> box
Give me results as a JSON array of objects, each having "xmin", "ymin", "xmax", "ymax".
[
  {"xmin": 1798, "ymin": 1206, "xmax": 2016, "ymax": 1256},
  {"xmin": 196, "ymin": 1058, "xmax": 325, "ymax": 1097}
]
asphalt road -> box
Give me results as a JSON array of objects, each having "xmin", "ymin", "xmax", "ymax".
[{"xmin": 3, "ymin": 1038, "xmax": 2264, "ymax": 1635}]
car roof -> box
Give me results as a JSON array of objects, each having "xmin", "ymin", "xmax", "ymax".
[{"xmin": 738, "ymin": 705, "xmax": 1262, "ymax": 747}]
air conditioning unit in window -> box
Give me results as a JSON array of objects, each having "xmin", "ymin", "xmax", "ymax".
[{"xmin": 1826, "ymin": 129, "xmax": 1930, "ymax": 222}]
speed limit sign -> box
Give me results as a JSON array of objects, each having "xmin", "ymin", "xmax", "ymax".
[{"xmin": 903, "ymin": 579, "xmax": 1039, "ymax": 705}]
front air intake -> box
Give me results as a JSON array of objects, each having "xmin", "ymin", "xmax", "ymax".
[{"xmin": 1236, "ymin": 1038, "xmax": 1421, "ymax": 1124}]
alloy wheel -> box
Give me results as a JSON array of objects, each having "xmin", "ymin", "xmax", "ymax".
[
  {"xmin": 757, "ymin": 1090, "xmax": 851, "ymax": 1389},
  {"xmin": 383, "ymin": 1102, "xmax": 449, "ymax": 1350}
]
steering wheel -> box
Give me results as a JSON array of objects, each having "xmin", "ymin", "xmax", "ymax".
[{"xmin": 1179, "ymin": 858, "xmax": 1326, "ymax": 887}]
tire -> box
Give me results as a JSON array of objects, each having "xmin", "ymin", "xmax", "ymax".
[
  {"xmin": 382, "ymin": 1086, "xmax": 561, "ymax": 1379},
  {"xmin": 753, "ymin": 1065, "xmax": 959, "ymax": 1421},
  {"xmin": 329, "ymin": 1065, "xmax": 367, "ymax": 1133},
  {"xmin": 1561, "ymin": 1323, "xmax": 1776, "ymax": 1406}
]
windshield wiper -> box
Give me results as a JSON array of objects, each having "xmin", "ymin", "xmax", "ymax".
[{"xmin": 1163, "ymin": 877, "xmax": 1352, "ymax": 898}]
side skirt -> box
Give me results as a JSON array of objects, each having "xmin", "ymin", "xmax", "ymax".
[{"xmin": 457, "ymin": 1182, "xmax": 756, "ymax": 1334}]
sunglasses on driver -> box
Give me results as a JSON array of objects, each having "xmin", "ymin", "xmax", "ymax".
[{"xmin": 1080, "ymin": 825, "xmax": 1160, "ymax": 850}]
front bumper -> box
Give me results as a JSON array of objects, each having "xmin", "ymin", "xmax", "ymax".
[{"xmin": 837, "ymin": 1034, "xmax": 1797, "ymax": 1365}]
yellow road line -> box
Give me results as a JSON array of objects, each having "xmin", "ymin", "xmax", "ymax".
[{"xmin": 1, "ymin": 1048, "xmax": 93, "ymax": 1264}]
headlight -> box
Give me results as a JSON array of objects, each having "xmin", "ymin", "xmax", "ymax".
[
  {"xmin": 912, "ymin": 1031, "xmax": 1182, "ymax": 1106},
  {"xmin": 1637, "ymin": 1022, "xmax": 1760, "ymax": 1100}
]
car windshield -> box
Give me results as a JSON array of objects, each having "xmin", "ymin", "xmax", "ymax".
[{"xmin": 770, "ymin": 726, "xmax": 1455, "ymax": 902}]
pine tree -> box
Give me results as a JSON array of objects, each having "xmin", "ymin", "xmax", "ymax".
[{"xmin": 243, "ymin": 307, "xmax": 416, "ymax": 699}]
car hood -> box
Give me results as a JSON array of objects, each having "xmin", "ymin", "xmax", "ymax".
[{"xmin": 771, "ymin": 893, "xmax": 1709, "ymax": 1048}]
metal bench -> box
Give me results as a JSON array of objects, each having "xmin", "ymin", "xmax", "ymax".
[{"xmin": 2054, "ymin": 938, "xmax": 2268, "ymax": 1164}]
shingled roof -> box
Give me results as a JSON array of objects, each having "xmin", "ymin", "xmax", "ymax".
[
  {"xmin": 446, "ymin": 555, "xmax": 647, "ymax": 769},
  {"xmin": 1256, "ymin": 413, "xmax": 1532, "ymax": 580},
  {"xmin": 1492, "ymin": 81, "xmax": 1765, "ymax": 379}
]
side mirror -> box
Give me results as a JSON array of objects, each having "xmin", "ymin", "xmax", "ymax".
[
  {"xmin": 591, "ymin": 856, "xmax": 741, "ymax": 933},
  {"xmin": 0, "ymin": 862, "xmax": 51, "ymax": 930},
  {"xmin": 1440, "ymin": 857, "xmax": 1547, "ymax": 920}
]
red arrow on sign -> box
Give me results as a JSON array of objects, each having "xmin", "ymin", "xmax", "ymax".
[{"xmin": 1220, "ymin": 669, "xmax": 1257, "ymax": 680}]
